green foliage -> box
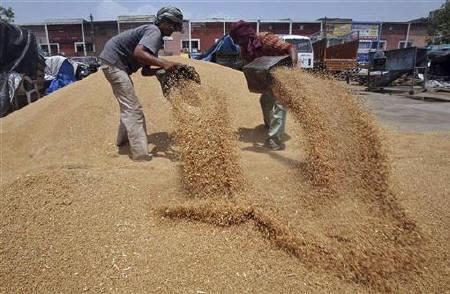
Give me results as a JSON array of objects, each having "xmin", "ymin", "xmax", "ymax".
[
  {"xmin": 429, "ymin": 2, "xmax": 450, "ymax": 44},
  {"xmin": 0, "ymin": 6, "xmax": 15, "ymax": 23}
]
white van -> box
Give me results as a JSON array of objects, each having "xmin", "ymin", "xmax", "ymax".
[{"xmin": 279, "ymin": 35, "xmax": 314, "ymax": 69}]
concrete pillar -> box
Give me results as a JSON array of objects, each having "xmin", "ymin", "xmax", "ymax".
[
  {"xmin": 81, "ymin": 20, "xmax": 87, "ymax": 56},
  {"xmin": 377, "ymin": 22, "xmax": 383, "ymax": 49},
  {"xmin": 405, "ymin": 23, "xmax": 411, "ymax": 47},
  {"xmin": 289, "ymin": 19, "xmax": 292, "ymax": 35},
  {"xmin": 320, "ymin": 20, "xmax": 324, "ymax": 38},
  {"xmin": 188, "ymin": 20, "xmax": 192, "ymax": 53},
  {"xmin": 44, "ymin": 23, "xmax": 51, "ymax": 55}
]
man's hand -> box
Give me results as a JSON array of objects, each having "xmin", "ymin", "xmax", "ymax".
[
  {"xmin": 133, "ymin": 45, "xmax": 182, "ymax": 70},
  {"xmin": 162, "ymin": 61, "xmax": 181, "ymax": 71}
]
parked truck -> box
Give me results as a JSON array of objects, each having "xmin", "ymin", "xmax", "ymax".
[
  {"xmin": 312, "ymin": 32, "xmax": 359, "ymax": 74},
  {"xmin": 279, "ymin": 35, "xmax": 314, "ymax": 69}
]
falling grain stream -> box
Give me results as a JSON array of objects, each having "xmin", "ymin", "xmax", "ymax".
[{"xmin": 162, "ymin": 68, "xmax": 426, "ymax": 292}]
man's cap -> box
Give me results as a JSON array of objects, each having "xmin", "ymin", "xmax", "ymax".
[{"xmin": 156, "ymin": 7, "xmax": 183, "ymax": 31}]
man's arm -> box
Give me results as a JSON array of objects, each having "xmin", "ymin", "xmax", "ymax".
[
  {"xmin": 133, "ymin": 45, "xmax": 177, "ymax": 70},
  {"xmin": 289, "ymin": 46, "xmax": 298, "ymax": 66},
  {"xmin": 141, "ymin": 65, "xmax": 160, "ymax": 76}
]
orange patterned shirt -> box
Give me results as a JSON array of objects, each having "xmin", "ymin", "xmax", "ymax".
[{"xmin": 241, "ymin": 32, "xmax": 293, "ymax": 62}]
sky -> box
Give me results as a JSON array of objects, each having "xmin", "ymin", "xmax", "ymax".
[{"xmin": 1, "ymin": 0, "xmax": 446, "ymax": 24}]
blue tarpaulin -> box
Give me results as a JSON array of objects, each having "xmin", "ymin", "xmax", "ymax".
[
  {"xmin": 193, "ymin": 35, "xmax": 240, "ymax": 62},
  {"xmin": 46, "ymin": 59, "xmax": 75, "ymax": 94}
]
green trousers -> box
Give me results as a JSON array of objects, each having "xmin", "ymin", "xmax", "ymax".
[{"xmin": 260, "ymin": 92, "xmax": 287, "ymax": 142}]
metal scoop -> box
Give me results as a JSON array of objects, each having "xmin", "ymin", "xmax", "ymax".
[{"xmin": 153, "ymin": 64, "xmax": 201, "ymax": 96}]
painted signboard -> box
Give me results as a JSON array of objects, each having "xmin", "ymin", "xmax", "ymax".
[
  {"xmin": 326, "ymin": 23, "xmax": 352, "ymax": 38},
  {"xmin": 352, "ymin": 24, "xmax": 379, "ymax": 40}
]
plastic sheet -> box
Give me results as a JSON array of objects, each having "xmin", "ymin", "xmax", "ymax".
[{"xmin": 0, "ymin": 72, "xmax": 22, "ymax": 117}]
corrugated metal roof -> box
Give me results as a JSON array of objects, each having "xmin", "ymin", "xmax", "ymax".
[
  {"xmin": 317, "ymin": 18, "xmax": 353, "ymax": 23},
  {"xmin": 45, "ymin": 18, "xmax": 86, "ymax": 25},
  {"xmin": 117, "ymin": 15, "xmax": 155, "ymax": 23},
  {"xmin": 352, "ymin": 21, "xmax": 382, "ymax": 25},
  {"xmin": 408, "ymin": 17, "xmax": 429, "ymax": 24},
  {"xmin": 16, "ymin": 17, "xmax": 424, "ymax": 27},
  {"xmin": 191, "ymin": 18, "xmax": 321, "ymax": 23},
  {"xmin": 19, "ymin": 22, "xmax": 46, "ymax": 26},
  {"xmin": 260, "ymin": 19, "xmax": 291, "ymax": 23},
  {"xmin": 92, "ymin": 20, "xmax": 118, "ymax": 24},
  {"xmin": 193, "ymin": 18, "xmax": 257, "ymax": 23}
]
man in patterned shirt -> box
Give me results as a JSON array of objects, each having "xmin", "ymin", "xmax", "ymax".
[{"xmin": 230, "ymin": 20, "xmax": 298, "ymax": 151}]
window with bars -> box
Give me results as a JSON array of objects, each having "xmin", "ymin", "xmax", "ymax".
[
  {"xmin": 74, "ymin": 42, "xmax": 95, "ymax": 52},
  {"xmin": 371, "ymin": 40, "xmax": 387, "ymax": 50},
  {"xmin": 181, "ymin": 39, "xmax": 200, "ymax": 52},
  {"xmin": 39, "ymin": 43, "xmax": 60, "ymax": 55},
  {"xmin": 398, "ymin": 41, "xmax": 412, "ymax": 49}
]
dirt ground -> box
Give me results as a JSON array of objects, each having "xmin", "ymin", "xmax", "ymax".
[{"xmin": 1, "ymin": 58, "xmax": 449, "ymax": 293}]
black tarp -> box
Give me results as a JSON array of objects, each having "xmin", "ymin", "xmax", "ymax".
[
  {"xmin": 428, "ymin": 49, "xmax": 450, "ymax": 78},
  {"xmin": 0, "ymin": 20, "xmax": 40, "ymax": 77},
  {"xmin": 0, "ymin": 21, "xmax": 44, "ymax": 117},
  {"xmin": 0, "ymin": 72, "xmax": 22, "ymax": 117}
]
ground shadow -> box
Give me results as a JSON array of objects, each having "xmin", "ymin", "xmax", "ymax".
[
  {"xmin": 237, "ymin": 124, "xmax": 292, "ymax": 144},
  {"xmin": 241, "ymin": 145, "xmax": 305, "ymax": 170},
  {"xmin": 118, "ymin": 144, "xmax": 131, "ymax": 157},
  {"xmin": 147, "ymin": 132, "xmax": 179, "ymax": 162},
  {"xmin": 116, "ymin": 132, "xmax": 179, "ymax": 162},
  {"xmin": 237, "ymin": 124, "xmax": 295, "ymax": 163},
  {"xmin": 237, "ymin": 124, "xmax": 267, "ymax": 144}
]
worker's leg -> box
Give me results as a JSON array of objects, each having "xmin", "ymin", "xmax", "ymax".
[
  {"xmin": 267, "ymin": 95, "xmax": 287, "ymax": 143},
  {"xmin": 102, "ymin": 65, "xmax": 150, "ymax": 160},
  {"xmin": 260, "ymin": 92, "xmax": 274, "ymax": 129},
  {"xmin": 116, "ymin": 116, "xmax": 148, "ymax": 147},
  {"xmin": 116, "ymin": 121, "xmax": 128, "ymax": 147}
]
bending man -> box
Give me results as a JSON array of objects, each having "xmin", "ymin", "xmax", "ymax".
[
  {"xmin": 230, "ymin": 20, "xmax": 298, "ymax": 150},
  {"xmin": 99, "ymin": 7, "xmax": 184, "ymax": 161}
]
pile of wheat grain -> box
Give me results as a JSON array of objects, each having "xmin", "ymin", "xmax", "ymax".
[{"xmin": 2, "ymin": 58, "xmax": 446, "ymax": 293}]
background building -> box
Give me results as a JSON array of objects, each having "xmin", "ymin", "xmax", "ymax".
[{"xmin": 20, "ymin": 17, "xmax": 431, "ymax": 58}]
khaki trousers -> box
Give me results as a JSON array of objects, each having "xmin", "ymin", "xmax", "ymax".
[
  {"xmin": 260, "ymin": 92, "xmax": 287, "ymax": 142},
  {"xmin": 102, "ymin": 64, "xmax": 149, "ymax": 159}
]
